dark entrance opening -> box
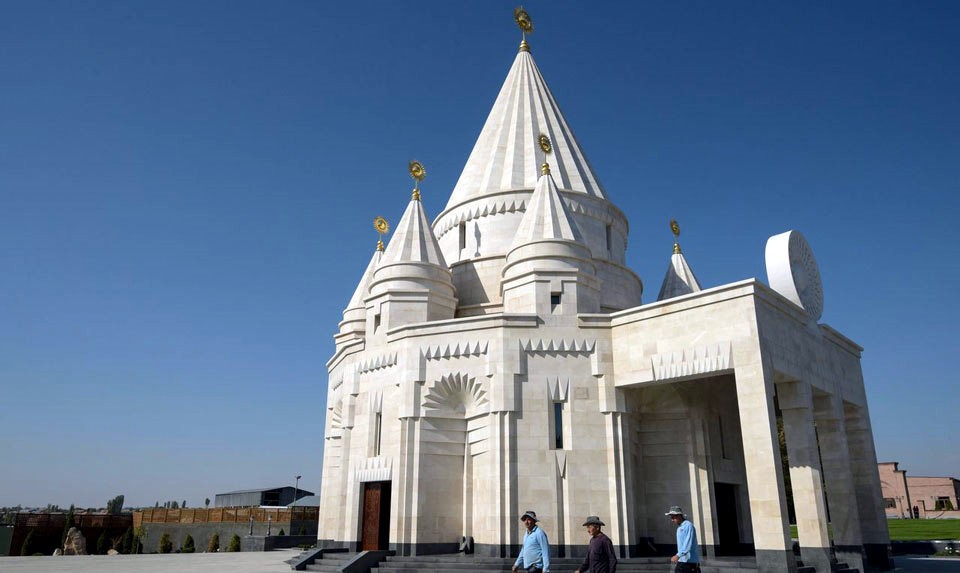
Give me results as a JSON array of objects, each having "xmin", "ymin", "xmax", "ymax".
[
  {"xmin": 714, "ymin": 482, "xmax": 747, "ymax": 556},
  {"xmin": 360, "ymin": 481, "xmax": 392, "ymax": 551}
]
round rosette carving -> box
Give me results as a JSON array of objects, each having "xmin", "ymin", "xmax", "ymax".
[{"xmin": 764, "ymin": 230, "xmax": 823, "ymax": 321}]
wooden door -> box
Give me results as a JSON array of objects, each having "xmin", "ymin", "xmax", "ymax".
[{"xmin": 360, "ymin": 482, "xmax": 382, "ymax": 550}]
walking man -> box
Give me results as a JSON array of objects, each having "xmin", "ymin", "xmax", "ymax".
[
  {"xmin": 513, "ymin": 510, "xmax": 550, "ymax": 573},
  {"xmin": 666, "ymin": 506, "xmax": 700, "ymax": 572},
  {"xmin": 576, "ymin": 515, "xmax": 617, "ymax": 573}
]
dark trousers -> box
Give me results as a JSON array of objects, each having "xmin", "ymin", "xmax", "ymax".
[{"xmin": 675, "ymin": 563, "xmax": 701, "ymax": 573}]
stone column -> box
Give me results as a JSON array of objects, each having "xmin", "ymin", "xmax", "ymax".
[
  {"xmin": 844, "ymin": 403, "xmax": 893, "ymax": 570},
  {"xmin": 778, "ymin": 382, "xmax": 831, "ymax": 573},
  {"xmin": 812, "ymin": 393, "xmax": 863, "ymax": 572},
  {"xmin": 734, "ymin": 356, "xmax": 797, "ymax": 572},
  {"xmin": 688, "ymin": 415, "xmax": 717, "ymax": 559}
]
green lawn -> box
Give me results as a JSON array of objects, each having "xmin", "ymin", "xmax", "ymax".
[{"xmin": 789, "ymin": 520, "xmax": 960, "ymax": 541}]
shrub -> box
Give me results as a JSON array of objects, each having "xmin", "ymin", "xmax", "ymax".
[
  {"xmin": 121, "ymin": 527, "xmax": 133, "ymax": 554},
  {"xmin": 20, "ymin": 529, "xmax": 35, "ymax": 556},
  {"xmin": 278, "ymin": 528, "xmax": 285, "ymax": 536},
  {"xmin": 96, "ymin": 531, "xmax": 109, "ymax": 555},
  {"xmin": 298, "ymin": 526, "xmax": 306, "ymax": 535},
  {"xmin": 159, "ymin": 532, "xmax": 173, "ymax": 554},
  {"xmin": 181, "ymin": 534, "xmax": 195, "ymax": 553},
  {"xmin": 207, "ymin": 533, "xmax": 220, "ymax": 553},
  {"xmin": 227, "ymin": 534, "xmax": 241, "ymax": 552}
]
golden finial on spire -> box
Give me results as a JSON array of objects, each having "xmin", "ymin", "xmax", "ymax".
[
  {"xmin": 670, "ymin": 219, "xmax": 682, "ymax": 254},
  {"xmin": 408, "ymin": 160, "xmax": 426, "ymax": 200},
  {"xmin": 374, "ymin": 216, "xmax": 390, "ymax": 251},
  {"xmin": 538, "ymin": 133, "xmax": 552, "ymax": 175},
  {"xmin": 514, "ymin": 7, "xmax": 533, "ymax": 52}
]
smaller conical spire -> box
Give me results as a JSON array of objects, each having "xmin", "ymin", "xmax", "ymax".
[
  {"xmin": 657, "ymin": 219, "xmax": 702, "ymax": 301},
  {"xmin": 510, "ymin": 136, "xmax": 583, "ymax": 247},
  {"xmin": 380, "ymin": 162, "xmax": 446, "ymax": 267},
  {"xmin": 345, "ymin": 245, "xmax": 383, "ymax": 312}
]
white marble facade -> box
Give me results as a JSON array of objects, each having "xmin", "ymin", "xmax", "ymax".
[{"xmin": 318, "ymin": 39, "xmax": 892, "ymax": 573}]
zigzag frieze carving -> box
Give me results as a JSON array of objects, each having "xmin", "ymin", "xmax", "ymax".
[
  {"xmin": 331, "ymin": 376, "xmax": 343, "ymax": 391},
  {"xmin": 355, "ymin": 456, "xmax": 393, "ymax": 483},
  {"xmin": 651, "ymin": 342, "xmax": 733, "ymax": 381},
  {"xmin": 520, "ymin": 339, "xmax": 596, "ymax": 354},
  {"xmin": 357, "ymin": 352, "xmax": 398, "ymax": 374},
  {"xmin": 435, "ymin": 199, "xmax": 527, "ymax": 238},
  {"xmin": 421, "ymin": 341, "xmax": 489, "ymax": 360}
]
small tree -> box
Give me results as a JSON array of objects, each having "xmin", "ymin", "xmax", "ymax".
[
  {"xmin": 182, "ymin": 500, "xmax": 187, "ymax": 509},
  {"xmin": 20, "ymin": 529, "xmax": 35, "ymax": 556},
  {"xmin": 121, "ymin": 527, "xmax": 133, "ymax": 554},
  {"xmin": 105, "ymin": 494, "xmax": 125, "ymax": 515},
  {"xmin": 298, "ymin": 526, "xmax": 306, "ymax": 535},
  {"xmin": 227, "ymin": 534, "xmax": 241, "ymax": 552},
  {"xmin": 96, "ymin": 531, "xmax": 109, "ymax": 555},
  {"xmin": 278, "ymin": 528, "xmax": 285, "ymax": 536},
  {"xmin": 205, "ymin": 498, "xmax": 211, "ymax": 508},
  {"xmin": 159, "ymin": 532, "xmax": 173, "ymax": 554},
  {"xmin": 134, "ymin": 526, "xmax": 146, "ymax": 554},
  {"xmin": 182, "ymin": 534, "xmax": 195, "ymax": 553},
  {"xmin": 62, "ymin": 505, "xmax": 75, "ymax": 544},
  {"xmin": 207, "ymin": 533, "xmax": 220, "ymax": 553}
]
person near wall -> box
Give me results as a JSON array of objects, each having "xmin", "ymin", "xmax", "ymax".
[
  {"xmin": 513, "ymin": 510, "xmax": 551, "ymax": 573},
  {"xmin": 576, "ymin": 515, "xmax": 617, "ymax": 573},
  {"xmin": 666, "ymin": 506, "xmax": 700, "ymax": 572}
]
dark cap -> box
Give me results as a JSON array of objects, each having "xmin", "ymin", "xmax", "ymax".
[
  {"xmin": 520, "ymin": 510, "xmax": 538, "ymax": 522},
  {"xmin": 582, "ymin": 515, "xmax": 605, "ymax": 526}
]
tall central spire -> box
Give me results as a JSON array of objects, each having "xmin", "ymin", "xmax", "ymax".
[{"xmin": 443, "ymin": 18, "xmax": 605, "ymax": 210}]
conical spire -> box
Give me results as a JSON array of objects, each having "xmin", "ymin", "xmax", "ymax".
[
  {"xmin": 657, "ymin": 220, "xmax": 701, "ymax": 301},
  {"xmin": 380, "ymin": 196, "xmax": 447, "ymax": 268},
  {"xmin": 344, "ymin": 247, "xmax": 382, "ymax": 312},
  {"xmin": 510, "ymin": 166, "xmax": 583, "ymax": 249},
  {"xmin": 445, "ymin": 46, "xmax": 605, "ymax": 210}
]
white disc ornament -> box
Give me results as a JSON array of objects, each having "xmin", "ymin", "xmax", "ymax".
[{"xmin": 764, "ymin": 230, "xmax": 823, "ymax": 321}]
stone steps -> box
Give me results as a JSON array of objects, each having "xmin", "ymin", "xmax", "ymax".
[{"xmin": 372, "ymin": 555, "xmax": 759, "ymax": 573}]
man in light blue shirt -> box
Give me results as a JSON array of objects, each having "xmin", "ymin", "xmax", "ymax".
[
  {"xmin": 513, "ymin": 510, "xmax": 551, "ymax": 572},
  {"xmin": 666, "ymin": 506, "xmax": 700, "ymax": 572}
]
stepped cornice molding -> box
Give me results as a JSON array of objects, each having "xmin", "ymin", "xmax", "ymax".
[{"xmin": 650, "ymin": 342, "xmax": 733, "ymax": 381}]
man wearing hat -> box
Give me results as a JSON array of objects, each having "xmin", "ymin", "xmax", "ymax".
[
  {"xmin": 512, "ymin": 510, "xmax": 551, "ymax": 573},
  {"xmin": 665, "ymin": 506, "xmax": 700, "ymax": 572},
  {"xmin": 576, "ymin": 516, "xmax": 617, "ymax": 573}
]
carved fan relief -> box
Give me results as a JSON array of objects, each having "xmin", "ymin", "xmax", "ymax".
[{"xmin": 422, "ymin": 373, "xmax": 489, "ymax": 418}]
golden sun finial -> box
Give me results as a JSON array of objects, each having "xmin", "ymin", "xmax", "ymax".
[
  {"xmin": 514, "ymin": 7, "xmax": 533, "ymax": 52},
  {"xmin": 538, "ymin": 133, "xmax": 552, "ymax": 175},
  {"xmin": 374, "ymin": 216, "xmax": 389, "ymax": 251},
  {"xmin": 670, "ymin": 219, "xmax": 682, "ymax": 254},
  {"xmin": 408, "ymin": 160, "xmax": 426, "ymax": 200}
]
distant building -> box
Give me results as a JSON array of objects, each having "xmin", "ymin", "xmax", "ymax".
[
  {"xmin": 215, "ymin": 486, "xmax": 314, "ymax": 508},
  {"xmin": 878, "ymin": 462, "xmax": 960, "ymax": 518},
  {"xmin": 289, "ymin": 495, "xmax": 320, "ymax": 507}
]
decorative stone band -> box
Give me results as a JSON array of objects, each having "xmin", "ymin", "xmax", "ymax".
[
  {"xmin": 650, "ymin": 341, "xmax": 733, "ymax": 381},
  {"xmin": 357, "ymin": 352, "xmax": 399, "ymax": 374},
  {"xmin": 519, "ymin": 338, "xmax": 596, "ymax": 353},
  {"xmin": 355, "ymin": 456, "xmax": 392, "ymax": 483},
  {"xmin": 433, "ymin": 190, "xmax": 629, "ymax": 240},
  {"xmin": 420, "ymin": 340, "xmax": 489, "ymax": 361}
]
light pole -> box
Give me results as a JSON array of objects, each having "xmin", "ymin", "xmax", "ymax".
[{"xmin": 294, "ymin": 475, "xmax": 302, "ymax": 505}]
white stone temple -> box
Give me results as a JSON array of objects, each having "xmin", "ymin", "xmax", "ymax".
[{"xmin": 318, "ymin": 20, "xmax": 892, "ymax": 573}]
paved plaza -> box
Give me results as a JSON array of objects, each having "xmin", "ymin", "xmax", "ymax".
[
  {"xmin": 0, "ymin": 554, "xmax": 958, "ymax": 572},
  {"xmin": 0, "ymin": 549, "xmax": 298, "ymax": 572}
]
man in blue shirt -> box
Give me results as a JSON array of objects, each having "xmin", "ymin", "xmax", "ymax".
[
  {"xmin": 666, "ymin": 506, "xmax": 700, "ymax": 572},
  {"xmin": 513, "ymin": 510, "xmax": 551, "ymax": 573}
]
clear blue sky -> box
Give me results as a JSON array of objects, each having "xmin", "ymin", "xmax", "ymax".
[{"xmin": 1, "ymin": 1, "xmax": 957, "ymax": 508}]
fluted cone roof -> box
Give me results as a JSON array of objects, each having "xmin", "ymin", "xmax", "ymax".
[
  {"xmin": 381, "ymin": 198, "xmax": 447, "ymax": 268},
  {"xmin": 511, "ymin": 169, "xmax": 584, "ymax": 248},
  {"xmin": 657, "ymin": 252, "xmax": 702, "ymax": 301},
  {"xmin": 445, "ymin": 48, "xmax": 605, "ymax": 210},
  {"xmin": 344, "ymin": 247, "xmax": 381, "ymax": 311}
]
